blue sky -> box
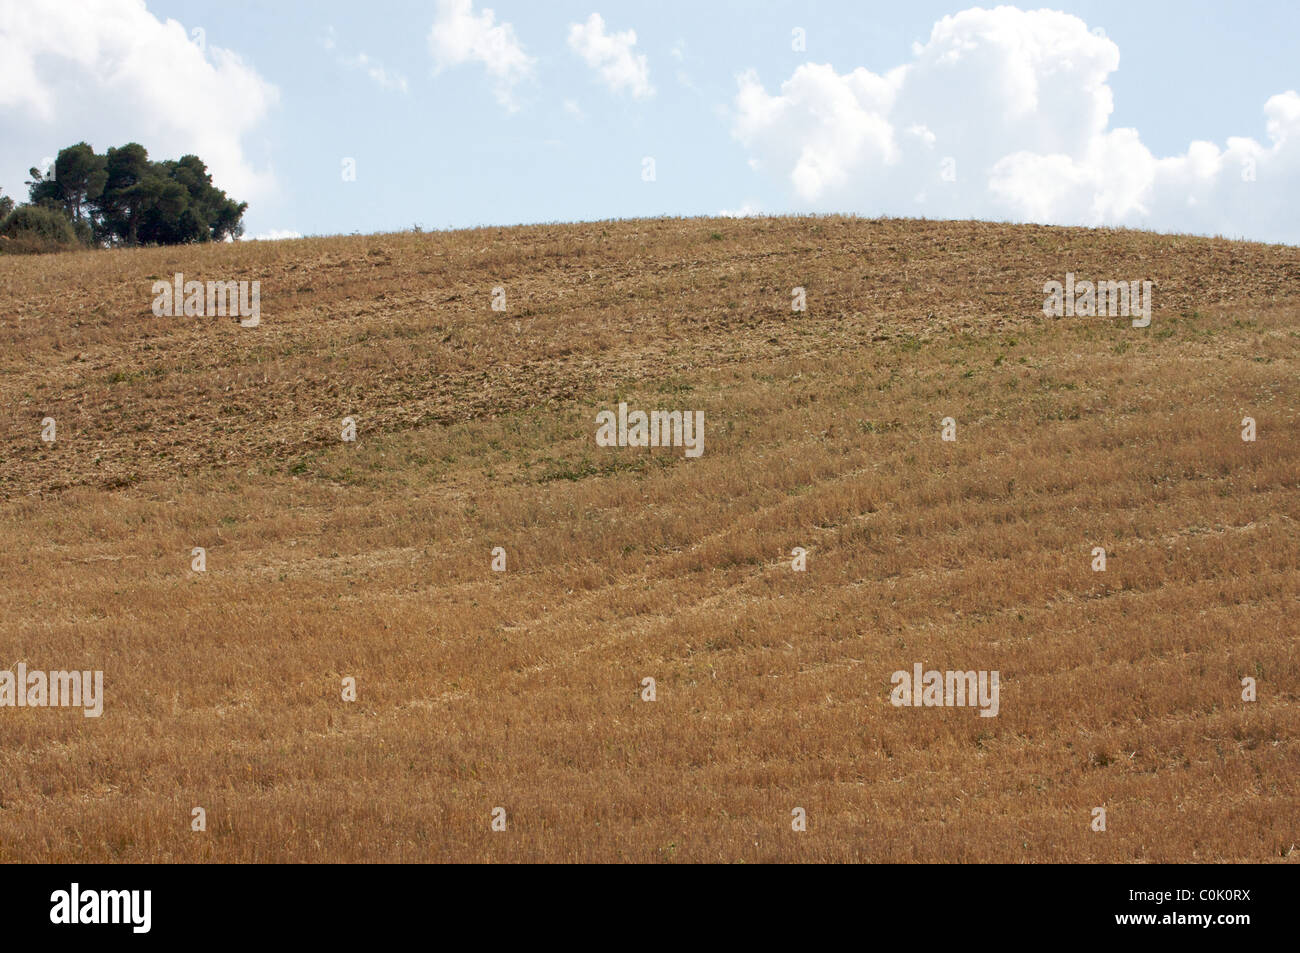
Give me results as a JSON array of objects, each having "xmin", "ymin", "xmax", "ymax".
[{"xmin": 2, "ymin": 0, "xmax": 1298, "ymax": 242}]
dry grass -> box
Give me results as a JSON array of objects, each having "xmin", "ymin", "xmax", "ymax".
[{"xmin": 0, "ymin": 215, "xmax": 1296, "ymax": 862}]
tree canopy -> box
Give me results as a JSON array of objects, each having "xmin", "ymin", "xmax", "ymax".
[{"xmin": 9, "ymin": 141, "xmax": 247, "ymax": 250}]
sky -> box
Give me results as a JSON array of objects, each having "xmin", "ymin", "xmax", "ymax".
[{"xmin": 1, "ymin": 0, "xmax": 1297, "ymax": 243}]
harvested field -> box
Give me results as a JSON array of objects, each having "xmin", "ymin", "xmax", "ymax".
[{"xmin": 0, "ymin": 215, "xmax": 1296, "ymax": 862}]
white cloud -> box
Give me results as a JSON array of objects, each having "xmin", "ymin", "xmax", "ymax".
[
  {"xmin": 429, "ymin": 0, "xmax": 533, "ymax": 111},
  {"xmin": 730, "ymin": 6, "xmax": 1300, "ymax": 244},
  {"xmin": 342, "ymin": 52, "xmax": 409, "ymax": 93},
  {"xmin": 718, "ymin": 200, "xmax": 763, "ymax": 218},
  {"xmin": 324, "ymin": 28, "xmax": 408, "ymax": 93},
  {"xmin": 734, "ymin": 63, "xmax": 901, "ymax": 201},
  {"xmin": 0, "ymin": 0, "xmax": 278, "ymax": 204},
  {"xmin": 567, "ymin": 13, "xmax": 653, "ymax": 99},
  {"xmin": 563, "ymin": 99, "xmax": 585, "ymax": 121},
  {"xmin": 246, "ymin": 229, "xmax": 303, "ymax": 241}
]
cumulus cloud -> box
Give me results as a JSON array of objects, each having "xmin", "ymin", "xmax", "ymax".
[
  {"xmin": 246, "ymin": 229, "xmax": 303, "ymax": 241},
  {"xmin": 718, "ymin": 200, "xmax": 763, "ymax": 218},
  {"xmin": 730, "ymin": 6, "xmax": 1300, "ymax": 243},
  {"xmin": 567, "ymin": 13, "xmax": 653, "ymax": 99},
  {"xmin": 429, "ymin": 0, "xmax": 533, "ymax": 111},
  {"xmin": 0, "ymin": 0, "xmax": 278, "ymax": 203}
]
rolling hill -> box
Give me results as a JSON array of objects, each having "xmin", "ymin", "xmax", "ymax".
[{"xmin": 0, "ymin": 215, "xmax": 1296, "ymax": 862}]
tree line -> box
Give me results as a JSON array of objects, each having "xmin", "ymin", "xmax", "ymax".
[{"xmin": 0, "ymin": 141, "xmax": 247, "ymax": 253}]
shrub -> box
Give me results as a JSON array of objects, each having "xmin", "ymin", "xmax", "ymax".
[{"xmin": 0, "ymin": 205, "xmax": 79, "ymax": 254}]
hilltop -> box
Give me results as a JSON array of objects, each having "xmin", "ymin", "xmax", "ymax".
[{"xmin": 0, "ymin": 216, "xmax": 1296, "ymax": 861}]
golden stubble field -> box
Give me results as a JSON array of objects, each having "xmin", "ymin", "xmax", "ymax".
[{"xmin": 0, "ymin": 215, "xmax": 1296, "ymax": 862}]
